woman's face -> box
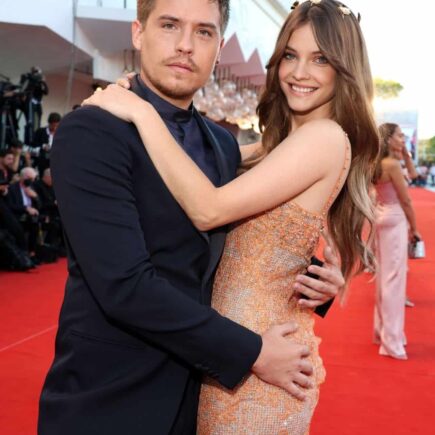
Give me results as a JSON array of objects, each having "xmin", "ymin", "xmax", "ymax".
[
  {"xmin": 278, "ymin": 23, "xmax": 336, "ymax": 121},
  {"xmin": 388, "ymin": 127, "xmax": 406, "ymax": 154}
]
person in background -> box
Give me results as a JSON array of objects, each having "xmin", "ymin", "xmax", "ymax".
[
  {"xmin": 31, "ymin": 112, "xmax": 61, "ymax": 176},
  {"xmin": 416, "ymin": 162, "xmax": 428, "ymax": 187},
  {"xmin": 429, "ymin": 163, "xmax": 435, "ymax": 186},
  {"xmin": 5, "ymin": 167, "xmax": 41, "ymax": 262},
  {"xmin": 9, "ymin": 138, "xmax": 32, "ymax": 175},
  {"xmin": 0, "ymin": 149, "xmax": 16, "ymax": 183},
  {"xmin": 33, "ymin": 168, "xmax": 64, "ymax": 251},
  {"xmin": 373, "ymin": 123, "xmax": 422, "ymax": 360},
  {"xmin": 388, "ymin": 128, "xmax": 418, "ymax": 307}
]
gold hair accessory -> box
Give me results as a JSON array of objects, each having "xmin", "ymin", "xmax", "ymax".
[
  {"xmin": 291, "ymin": 1, "xmax": 299, "ymax": 10},
  {"xmin": 310, "ymin": 0, "xmax": 322, "ymax": 4},
  {"xmin": 338, "ymin": 5, "xmax": 351, "ymax": 16}
]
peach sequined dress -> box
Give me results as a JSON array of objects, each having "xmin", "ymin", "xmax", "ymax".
[{"xmin": 197, "ymin": 140, "xmax": 350, "ymax": 435}]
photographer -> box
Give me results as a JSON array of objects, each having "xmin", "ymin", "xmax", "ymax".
[
  {"xmin": 0, "ymin": 77, "xmax": 20, "ymax": 148},
  {"xmin": 20, "ymin": 67, "xmax": 49, "ymax": 143},
  {"xmin": 5, "ymin": 167, "xmax": 41, "ymax": 261},
  {"xmin": 31, "ymin": 112, "xmax": 61, "ymax": 176}
]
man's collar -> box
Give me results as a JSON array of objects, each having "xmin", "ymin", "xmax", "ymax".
[{"xmin": 134, "ymin": 75, "xmax": 193, "ymax": 123}]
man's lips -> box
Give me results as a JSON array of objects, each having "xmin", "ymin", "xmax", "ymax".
[{"xmin": 167, "ymin": 63, "xmax": 194, "ymax": 72}]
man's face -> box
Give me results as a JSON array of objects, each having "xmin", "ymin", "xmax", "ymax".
[
  {"xmin": 132, "ymin": 0, "xmax": 224, "ymax": 108},
  {"xmin": 49, "ymin": 122, "xmax": 60, "ymax": 134},
  {"xmin": 3, "ymin": 154, "xmax": 14, "ymax": 169}
]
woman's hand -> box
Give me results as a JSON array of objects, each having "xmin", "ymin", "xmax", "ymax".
[
  {"xmin": 409, "ymin": 229, "xmax": 422, "ymax": 242},
  {"xmin": 115, "ymin": 72, "xmax": 135, "ymax": 90},
  {"xmin": 82, "ymin": 84, "xmax": 147, "ymax": 123}
]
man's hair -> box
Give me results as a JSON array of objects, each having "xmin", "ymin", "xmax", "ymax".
[
  {"xmin": 9, "ymin": 138, "xmax": 23, "ymax": 149},
  {"xmin": 48, "ymin": 112, "xmax": 62, "ymax": 124},
  {"xmin": 0, "ymin": 149, "xmax": 13, "ymax": 158},
  {"xmin": 137, "ymin": 0, "xmax": 230, "ymax": 33},
  {"xmin": 20, "ymin": 167, "xmax": 37, "ymax": 179}
]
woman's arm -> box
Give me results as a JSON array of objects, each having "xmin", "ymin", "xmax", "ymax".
[
  {"xmin": 83, "ymin": 86, "xmax": 347, "ymax": 231},
  {"xmin": 240, "ymin": 141, "xmax": 262, "ymax": 163},
  {"xmin": 402, "ymin": 150, "xmax": 418, "ymax": 180},
  {"xmin": 386, "ymin": 159, "xmax": 420, "ymax": 237}
]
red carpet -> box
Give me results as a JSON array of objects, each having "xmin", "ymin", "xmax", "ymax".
[{"xmin": 0, "ymin": 189, "xmax": 434, "ymax": 434}]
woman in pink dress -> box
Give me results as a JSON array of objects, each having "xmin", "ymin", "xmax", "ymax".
[{"xmin": 373, "ymin": 123, "xmax": 421, "ymax": 360}]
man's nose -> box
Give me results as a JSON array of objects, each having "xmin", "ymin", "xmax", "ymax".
[{"xmin": 175, "ymin": 29, "xmax": 194, "ymax": 55}]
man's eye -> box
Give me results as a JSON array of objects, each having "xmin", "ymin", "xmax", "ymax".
[
  {"xmin": 162, "ymin": 23, "xmax": 176, "ymax": 30},
  {"xmin": 198, "ymin": 29, "xmax": 212, "ymax": 37}
]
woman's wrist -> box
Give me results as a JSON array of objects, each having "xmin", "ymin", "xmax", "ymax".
[{"xmin": 132, "ymin": 100, "xmax": 152, "ymax": 124}]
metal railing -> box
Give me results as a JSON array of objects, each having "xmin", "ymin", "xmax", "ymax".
[{"xmin": 78, "ymin": 0, "xmax": 136, "ymax": 9}]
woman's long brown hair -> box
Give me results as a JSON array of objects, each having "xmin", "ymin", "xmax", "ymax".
[{"xmin": 243, "ymin": 0, "xmax": 380, "ymax": 294}]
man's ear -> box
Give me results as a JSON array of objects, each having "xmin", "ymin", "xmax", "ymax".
[
  {"xmin": 132, "ymin": 20, "xmax": 143, "ymax": 50},
  {"xmin": 216, "ymin": 38, "xmax": 225, "ymax": 66}
]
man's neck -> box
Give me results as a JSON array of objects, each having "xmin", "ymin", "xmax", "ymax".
[{"xmin": 139, "ymin": 72, "xmax": 193, "ymax": 110}]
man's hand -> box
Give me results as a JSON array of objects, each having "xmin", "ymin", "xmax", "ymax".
[
  {"xmin": 26, "ymin": 206, "xmax": 39, "ymax": 216},
  {"xmin": 252, "ymin": 323, "xmax": 313, "ymax": 401},
  {"xmin": 24, "ymin": 187, "xmax": 38, "ymax": 199},
  {"xmin": 294, "ymin": 244, "xmax": 345, "ymax": 309}
]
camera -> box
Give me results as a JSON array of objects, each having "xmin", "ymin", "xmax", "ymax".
[{"xmin": 22, "ymin": 144, "xmax": 40, "ymax": 157}]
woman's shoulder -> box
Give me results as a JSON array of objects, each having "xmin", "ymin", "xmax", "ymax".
[
  {"xmin": 283, "ymin": 119, "xmax": 347, "ymax": 157},
  {"xmin": 382, "ymin": 157, "xmax": 401, "ymax": 171}
]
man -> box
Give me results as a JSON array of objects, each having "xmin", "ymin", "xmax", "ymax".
[
  {"xmin": 6, "ymin": 167, "xmax": 40, "ymax": 259},
  {"xmin": 38, "ymin": 1, "xmax": 343, "ymax": 434},
  {"xmin": 31, "ymin": 112, "xmax": 61, "ymax": 176},
  {"xmin": 0, "ymin": 149, "xmax": 15, "ymax": 183},
  {"xmin": 9, "ymin": 138, "xmax": 32, "ymax": 174},
  {"xmin": 33, "ymin": 168, "xmax": 63, "ymax": 249}
]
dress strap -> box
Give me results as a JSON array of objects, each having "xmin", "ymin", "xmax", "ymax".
[{"xmin": 321, "ymin": 130, "xmax": 351, "ymax": 217}]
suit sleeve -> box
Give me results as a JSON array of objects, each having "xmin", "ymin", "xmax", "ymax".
[
  {"xmin": 6, "ymin": 188, "xmax": 26, "ymax": 215},
  {"xmin": 51, "ymin": 107, "xmax": 262, "ymax": 389}
]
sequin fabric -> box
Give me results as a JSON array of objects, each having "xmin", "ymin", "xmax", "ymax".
[{"xmin": 197, "ymin": 139, "xmax": 351, "ymax": 435}]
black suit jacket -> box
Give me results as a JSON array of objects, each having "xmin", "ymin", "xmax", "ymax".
[
  {"xmin": 5, "ymin": 182, "xmax": 40, "ymax": 216},
  {"xmin": 38, "ymin": 83, "xmax": 262, "ymax": 435},
  {"xmin": 33, "ymin": 180, "xmax": 57, "ymax": 217},
  {"xmin": 32, "ymin": 127, "xmax": 51, "ymax": 173}
]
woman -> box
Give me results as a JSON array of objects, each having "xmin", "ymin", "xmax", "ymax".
[
  {"xmin": 84, "ymin": 0, "xmax": 378, "ymax": 432},
  {"xmin": 373, "ymin": 123, "xmax": 421, "ymax": 360}
]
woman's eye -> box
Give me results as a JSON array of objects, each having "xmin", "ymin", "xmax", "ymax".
[
  {"xmin": 283, "ymin": 52, "xmax": 296, "ymax": 60},
  {"xmin": 315, "ymin": 56, "xmax": 329, "ymax": 65}
]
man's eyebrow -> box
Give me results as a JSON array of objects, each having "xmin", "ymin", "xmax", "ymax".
[
  {"xmin": 158, "ymin": 15, "xmax": 218, "ymax": 31},
  {"xmin": 158, "ymin": 15, "xmax": 180, "ymax": 23}
]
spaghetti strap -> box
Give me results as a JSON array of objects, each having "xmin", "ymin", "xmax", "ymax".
[{"xmin": 321, "ymin": 130, "xmax": 351, "ymax": 217}]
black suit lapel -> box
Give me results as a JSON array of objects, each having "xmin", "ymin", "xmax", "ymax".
[
  {"xmin": 194, "ymin": 110, "xmax": 232, "ymax": 186},
  {"xmin": 195, "ymin": 112, "xmax": 234, "ymax": 296},
  {"xmin": 130, "ymin": 78, "xmax": 211, "ymax": 245}
]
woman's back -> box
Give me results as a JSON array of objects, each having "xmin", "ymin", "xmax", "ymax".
[{"xmin": 376, "ymin": 181, "xmax": 400, "ymax": 205}]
